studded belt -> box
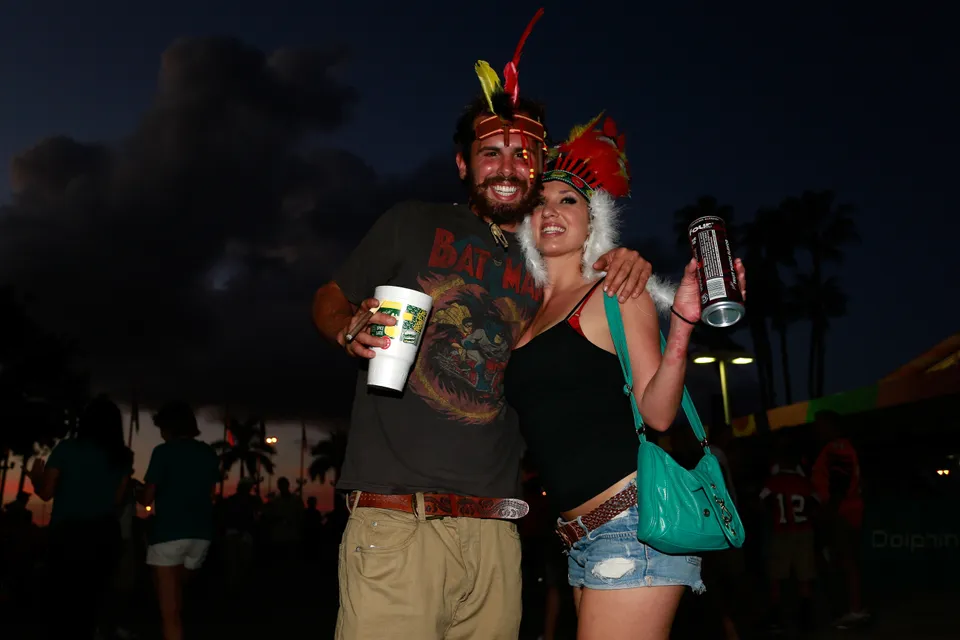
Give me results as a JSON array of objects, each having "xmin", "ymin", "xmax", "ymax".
[
  {"xmin": 349, "ymin": 491, "xmax": 529, "ymax": 520},
  {"xmin": 556, "ymin": 483, "xmax": 638, "ymax": 549}
]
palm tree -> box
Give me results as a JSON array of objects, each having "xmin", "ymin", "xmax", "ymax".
[
  {"xmin": 212, "ymin": 417, "xmax": 276, "ymax": 490},
  {"xmin": 740, "ymin": 207, "xmax": 801, "ymax": 406},
  {"xmin": 770, "ymin": 293, "xmax": 804, "ymax": 405},
  {"xmin": 789, "ymin": 274, "xmax": 849, "ymax": 398},
  {"xmin": 308, "ymin": 429, "xmax": 347, "ymax": 485},
  {"xmin": 673, "ymin": 197, "xmax": 781, "ymax": 411},
  {"xmin": 8, "ymin": 398, "xmax": 71, "ymax": 495},
  {"xmin": 782, "ymin": 191, "xmax": 858, "ymax": 398},
  {"xmin": 0, "ymin": 288, "xmax": 88, "ymax": 496}
]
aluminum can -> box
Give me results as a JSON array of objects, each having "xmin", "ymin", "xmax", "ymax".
[{"xmin": 687, "ymin": 216, "xmax": 744, "ymax": 328}]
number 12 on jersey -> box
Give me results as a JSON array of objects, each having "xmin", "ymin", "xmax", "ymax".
[
  {"xmin": 761, "ymin": 471, "xmax": 819, "ymax": 532},
  {"xmin": 775, "ymin": 493, "xmax": 807, "ymax": 525}
]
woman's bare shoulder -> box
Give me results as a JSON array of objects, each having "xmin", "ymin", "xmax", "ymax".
[{"xmin": 618, "ymin": 290, "xmax": 659, "ymax": 330}]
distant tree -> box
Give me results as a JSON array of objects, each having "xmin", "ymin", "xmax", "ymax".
[
  {"xmin": 212, "ymin": 416, "xmax": 276, "ymax": 490},
  {"xmin": 781, "ymin": 191, "xmax": 858, "ymax": 398},
  {"xmin": 0, "ymin": 286, "xmax": 88, "ymax": 496},
  {"xmin": 740, "ymin": 207, "xmax": 801, "ymax": 405},
  {"xmin": 308, "ymin": 429, "xmax": 347, "ymax": 485},
  {"xmin": 670, "ymin": 190, "xmax": 857, "ymax": 406},
  {"xmin": 789, "ymin": 274, "xmax": 849, "ymax": 399},
  {"xmin": 672, "ymin": 197, "xmax": 779, "ymax": 411}
]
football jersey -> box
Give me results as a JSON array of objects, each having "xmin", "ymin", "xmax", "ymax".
[{"xmin": 760, "ymin": 465, "xmax": 820, "ymax": 533}]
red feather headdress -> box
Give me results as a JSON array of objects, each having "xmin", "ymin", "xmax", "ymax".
[
  {"xmin": 518, "ymin": 113, "xmax": 633, "ymax": 287},
  {"xmin": 544, "ymin": 113, "xmax": 630, "ymax": 200},
  {"xmin": 473, "ymin": 8, "xmax": 546, "ymax": 148}
]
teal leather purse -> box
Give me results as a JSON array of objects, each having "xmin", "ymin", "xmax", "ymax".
[{"xmin": 603, "ymin": 294, "xmax": 746, "ymax": 555}]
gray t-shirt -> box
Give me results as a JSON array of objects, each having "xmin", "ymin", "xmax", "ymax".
[{"xmin": 334, "ymin": 201, "xmax": 541, "ymax": 498}]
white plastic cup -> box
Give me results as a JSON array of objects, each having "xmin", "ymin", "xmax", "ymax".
[{"xmin": 366, "ymin": 285, "xmax": 434, "ymax": 392}]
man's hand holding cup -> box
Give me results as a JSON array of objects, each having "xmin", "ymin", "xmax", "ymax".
[
  {"xmin": 338, "ymin": 298, "xmax": 397, "ymax": 359},
  {"xmin": 350, "ymin": 286, "xmax": 433, "ymax": 392}
]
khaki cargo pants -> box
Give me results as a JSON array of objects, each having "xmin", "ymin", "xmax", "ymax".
[{"xmin": 335, "ymin": 494, "xmax": 523, "ymax": 639}]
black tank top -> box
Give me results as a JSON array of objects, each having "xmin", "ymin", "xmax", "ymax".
[{"xmin": 504, "ymin": 280, "xmax": 638, "ymax": 514}]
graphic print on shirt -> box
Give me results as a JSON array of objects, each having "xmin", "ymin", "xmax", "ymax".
[{"xmin": 408, "ymin": 227, "xmax": 541, "ymax": 425}]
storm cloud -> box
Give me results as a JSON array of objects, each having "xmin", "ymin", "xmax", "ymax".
[{"xmin": 0, "ymin": 36, "xmax": 459, "ymax": 420}]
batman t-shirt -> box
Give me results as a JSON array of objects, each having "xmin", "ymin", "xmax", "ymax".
[{"xmin": 333, "ymin": 201, "xmax": 541, "ymax": 498}]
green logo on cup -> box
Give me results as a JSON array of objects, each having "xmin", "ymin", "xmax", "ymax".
[{"xmin": 401, "ymin": 304, "xmax": 427, "ymax": 345}]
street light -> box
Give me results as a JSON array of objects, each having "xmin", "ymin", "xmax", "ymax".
[
  {"xmin": 256, "ymin": 436, "xmax": 279, "ymax": 496},
  {"xmin": 691, "ymin": 348, "xmax": 754, "ymax": 426}
]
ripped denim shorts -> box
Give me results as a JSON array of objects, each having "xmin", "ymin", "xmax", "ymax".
[{"xmin": 563, "ymin": 502, "xmax": 706, "ymax": 593}]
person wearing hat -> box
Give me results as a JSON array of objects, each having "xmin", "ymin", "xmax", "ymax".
[
  {"xmin": 314, "ymin": 10, "xmax": 657, "ymax": 640},
  {"xmin": 506, "ymin": 114, "xmax": 747, "ymax": 639},
  {"xmin": 139, "ymin": 401, "xmax": 219, "ymax": 640}
]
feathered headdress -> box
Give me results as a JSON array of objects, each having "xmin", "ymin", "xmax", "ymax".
[
  {"xmin": 545, "ymin": 112, "xmax": 630, "ymax": 201},
  {"xmin": 472, "ymin": 8, "xmax": 547, "ymax": 150},
  {"xmin": 517, "ymin": 114, "xmax": 679, "ymax": 312}
]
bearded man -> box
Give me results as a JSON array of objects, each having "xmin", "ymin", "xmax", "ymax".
[{"xmin": 312, "ymin": 11, "xmax": 653, "ymax": 639}]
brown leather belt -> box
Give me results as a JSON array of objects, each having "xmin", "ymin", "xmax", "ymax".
[
  {"xmin": 556, "ymin": 483, "xmax": 637, "ymax": 549},
  {"xmin": 349, "ymin": 491, "xmax": 529, "ymax": 520}
]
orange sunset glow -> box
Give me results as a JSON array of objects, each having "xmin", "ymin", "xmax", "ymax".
[{"xmin": 1, "ymin": 404, "xmax": 339, "ymax": 526}]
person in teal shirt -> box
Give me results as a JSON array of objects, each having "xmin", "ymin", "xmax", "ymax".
[
  {"xmin": 30, "ymin": 395, "xmax": 133, "ymax": 640},
  {"xmin": 139, "ymin": 401, "xmax": 219, "ymax": 640}
]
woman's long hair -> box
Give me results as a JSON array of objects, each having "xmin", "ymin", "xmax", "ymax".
[{"xmin": 77, "ymin": 395, "xmax": 133, "ymax": 471}]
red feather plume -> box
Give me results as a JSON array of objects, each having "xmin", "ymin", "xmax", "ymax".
[
  {"xmin": 553, "ymin": 116, "xmax": 631, "ymax": 199},
  {"xmin": 503, "ymin": 8, "xmax": 545, "ymax": 107}
]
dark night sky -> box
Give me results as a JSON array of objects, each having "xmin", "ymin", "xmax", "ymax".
[{"xmin": 0, "ymin": 0, "xmax": 955, "ymax": 422}]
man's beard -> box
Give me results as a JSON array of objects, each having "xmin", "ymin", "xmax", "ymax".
[{"xmin": 467, "ymin": 171, "xmax": 543, "ymax": 226}]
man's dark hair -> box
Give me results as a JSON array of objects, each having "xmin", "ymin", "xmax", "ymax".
[{"xmin": 453, "ymin": 94, "xmax": 547, "ymax": 161}]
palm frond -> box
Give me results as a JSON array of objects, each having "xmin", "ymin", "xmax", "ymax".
[
  {"xmin": 210, "ymin": 440, "xmax": 232, "ymax": 453},
  {"xmin": 257, "ymin": 454, "xmax": 276, "ymax": 475},
  {"xmin": 309, "ymin": 429, "xmax": 348, "ymax": 484}
]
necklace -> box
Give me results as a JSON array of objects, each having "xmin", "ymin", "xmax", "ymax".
[
  {"xmin": 487, "ymin": 221, "xmax": 509, "ymax": 266},
  {"xmin": 488, "ymin": 221, "xmax": 509, "ymax": 250}
]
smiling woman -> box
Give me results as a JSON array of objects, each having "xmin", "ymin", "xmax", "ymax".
[
  {"xmin": 531, "ymin": 182, "xmax": 593, "ymax": 264},
  {"xmin": 504, "ymin": 114, "xmax": 748, "ymax": 640}
]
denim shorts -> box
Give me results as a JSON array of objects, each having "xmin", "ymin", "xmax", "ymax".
[{"xmin": 564, "ymin": 503, "xmax": 706, "ymax": 592}]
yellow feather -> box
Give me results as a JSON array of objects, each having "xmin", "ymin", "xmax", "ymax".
[
  {"xmin": 474, "ymin": 60, "xmax": 502, "ymax": 114},
  {"xmin": 566, "ymin": 111, "xmax": 606, "ymax": 143}
]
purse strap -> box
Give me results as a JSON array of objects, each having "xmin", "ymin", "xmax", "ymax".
[{"xmin": 603, "ymin": 292, "xmax": 711, "ymax": 451}]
